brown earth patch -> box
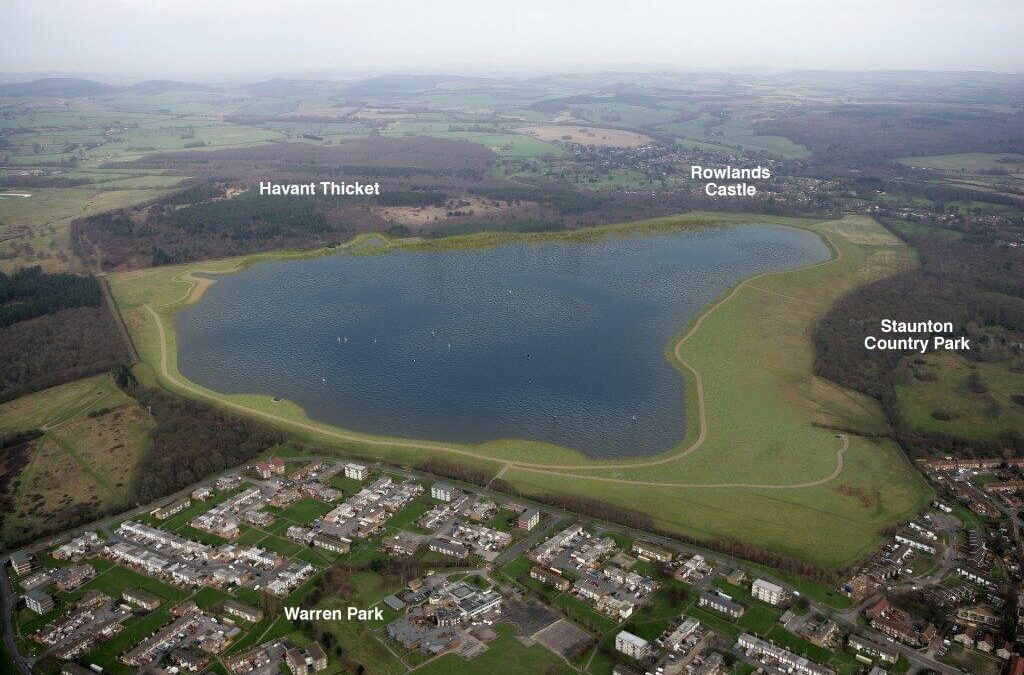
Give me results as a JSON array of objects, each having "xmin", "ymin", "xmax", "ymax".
[{"xmin": 837, "ymin": 483, "xmax": 874, "ymax": 509}]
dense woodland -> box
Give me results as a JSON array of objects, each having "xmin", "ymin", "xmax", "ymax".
[
  {"xmin": 815, "ymin": 218, "xmax": 1024, "ymax": 457},
  {"xmin": 118, "ymin": 372, "xmax": 284, "ymax": 504},
  {"xmin": 0, "ymin": 266, "xmax": 102, "ymax": 327},
  {"xmin": 413, "ymin": 459, "xmax": 493, "ymax": 487},
  {"xmin": 0, "ymin": 306, "xmax": 128, "ymax": 403},
  {"xmin": 73, "ymin": 191, "xmax": 359, "ymax": 269},
  {"xmin": 0, "ymin": 431, "xmax": 37, "ymax": 542},
  {"xmin": 0, "ymin": 267, "xmax": 127, "ymax": 402}
]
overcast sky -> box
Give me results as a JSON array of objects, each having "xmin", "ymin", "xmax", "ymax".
[{"xmin": 1, "ymin": 0, "xmax": 1021, "ymax": 78}]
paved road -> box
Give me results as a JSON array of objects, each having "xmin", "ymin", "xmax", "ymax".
[
  {"xmin": 492, "ymin": 513, "xmax": 563, "ymax": 569},
  {"xmin": 0, "ymin": 567, "xmax": 33, "ymax": 675}
]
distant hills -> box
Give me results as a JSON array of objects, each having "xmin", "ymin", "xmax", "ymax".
[
  {"xmin": 0, "ymin": 74, "xmax": 487, "ymax": 99},
  {"xmin": 0, "ymin": 77, "xmax": 121, "ymax": 97},
  {"xmin": 0, "ymin": 77, "xmax": 214, "ymax": 97}
]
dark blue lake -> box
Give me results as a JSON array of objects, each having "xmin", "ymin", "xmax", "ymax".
[{"xmin": 176, "ymin": 225, "xmax": 829, "ymax": 458}]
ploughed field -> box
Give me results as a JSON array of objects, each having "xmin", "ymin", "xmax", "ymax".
[
  {"xmin": 110, "ymin": 214, "xmax": 933, "ymax": 567},
  {"xmin": 174, "ymin": 224, "xmax": 829, "ymax": 457}
]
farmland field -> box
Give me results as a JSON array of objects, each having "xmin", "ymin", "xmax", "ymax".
[
  {"xmin": 0, "ymin": 107, "xmax": 285, "ymax": 272},
  {"xmin": 652, "ymin": 111, "xmax": 810, "ymax": 159},
  {"xmin": 383, "ymin": 124, "xmax": 565, "ymax": 157},
  {"xmin": 516, "ymin": 125, "xmax": 653, "ymax": 148},
  {"xmin": 0, "ymin": 185, "xmax": 181, "ymax": 272},
  {"xmin": 897, "ymin": 152, "xmax": 1024, "ymax": 175}
]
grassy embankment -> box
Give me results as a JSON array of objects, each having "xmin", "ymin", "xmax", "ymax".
[{"xmin": 108, "ymin": 212, "xmax": 933, "ymax": 568}]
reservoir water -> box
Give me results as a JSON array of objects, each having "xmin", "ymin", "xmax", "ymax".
[{"xmin": 176, "ymin": 225, "xmax": 829, "ymax": 458}]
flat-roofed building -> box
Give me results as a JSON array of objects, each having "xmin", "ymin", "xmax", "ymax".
[
  {"xmin": 751, "ymin": 579, "xmax": 786, "ymax": 606},
  {"xmin": 122, "ymin": 587, "xmax": 162, "ymax": 610},
  {"xmin": 615, "ymin": 630, "xmax": 652, "ymax": 660},
  {"xmin": 430, "ymin": 538, "xmax": 469, "ymax": 559},
  {"xmin": 307, "ymin": 642, "xmax": 327, "ymax": 671},
  {"xmin": 431, "ymin": 483, "xmax": 456, "ymax": 502},
  {"xmin": 215, "ymin": 474, "xmax": 244, "ymax": 491},
  {"xmin": 313, "ymin": 533, "xmax": 351, "ymax": 555},
  {"xmin": 698, "ymin": 591, "xmax": 744, "ymax": 618},
  {"xmin": 848, "ymin": 634, "xmax": 899, "ymax": 664},
  {"xmin": 531, "ymin": 566, "xmax": 571, "ymax": 591},
  {"xmin": 286, "ymin": 647, "xmax": 307, "ymax": 675},
  {"xmin": 738, "ymin": 633, "xmax": 834, "ymax": 675},
  {"xmin": 631, "ymin": 541, "xmax": 673, "ymax": 563},
  {"xmin": 895, "ymin": 533, "xmax": 936, "ymax": 555},
  {"xmin": 517, "ymin": 508, "xmax": 540, "ymax": 530},
  {"xmin": 9, "ymin": 552, "xmax": 32, "ymax": 576},
  {"xmin": 344, "ymin": 463, "xmax": 369, "ymax": 481},
  {"xmin": 53, "ymin": 564, "xmax": 95, "ymax": 592},
  {"xmin": 957, "ymin": 604, "xmax": 1001, "ymax": 628},
  {"xmin": 192, "ymin": 487, "xmax": 214, "ymax": 501},
  {"xmin": 224, "ymin": 599, "xmax": 264, "ymax": 623},
  {"xmin": 153, "ymin": 498, "xmax": 191, "ymax": 520},
  {"xmin": 61, "ymin": 663, "xmax": 93, "ymax": 675},
  {"xmin": 24, "ymin": 589, "xmax": 53, "ymax": 614}
]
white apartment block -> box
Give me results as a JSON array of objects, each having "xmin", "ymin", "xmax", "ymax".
[
  {"xmin": 751, "ymin": 579, "xmax": 786, "ymax": 606},
  {"xmin": 344, "ymin": 463, "xmax": 369, "ymax": 481},
  {"xmin": 431, "ymin": 483, "xmax": 456, "ymax": 502},
  {"xmin": 615, "ymin": 630, "xmax": 652, "ymax": 660}
]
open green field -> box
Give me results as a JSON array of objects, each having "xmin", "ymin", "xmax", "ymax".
[
  {"xmin": 897, "ymin": 152, "xmax": 1024, "ymax": 175},
  {"xmin": 278, "ymin": 498, "xmax": 335, "ymax": 525},
  {"xmin": 0, "ymin": 373, "xmax": 129, "ymax": 433},
  {"xmin": 108, "ymin": 212, "xmax": 932, "ymax": 567},
  {"xmin": 651, "ymin": 111, "xmax": 810, "ymax": 159},
  {"xmin": 383, "ymin": 123, "xmax": 566, "ymax": 157},
  {"xmin": 0, "ymin": 184, "xmax": 182, "ymax": 273},
  {"xmin": 415, "ymin": 622, "xmax": 568, "ymax": 675},
  {"xmin": 0, "ymin": 374, "xmax": 151, "ymax": 547},
  {"xmin": 896, "ymin": 352, "xmax": 1024, "ymax": 442}
]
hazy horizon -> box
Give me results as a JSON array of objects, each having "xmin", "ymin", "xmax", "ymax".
[{"xmin": 1, "ymin": 0, "xmax": 1022, "ymax": 77}]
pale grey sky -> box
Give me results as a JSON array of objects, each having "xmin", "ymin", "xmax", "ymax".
[{"xmin": 1, "ymin": 0, "xmax": 1021, "ymax": 77}]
